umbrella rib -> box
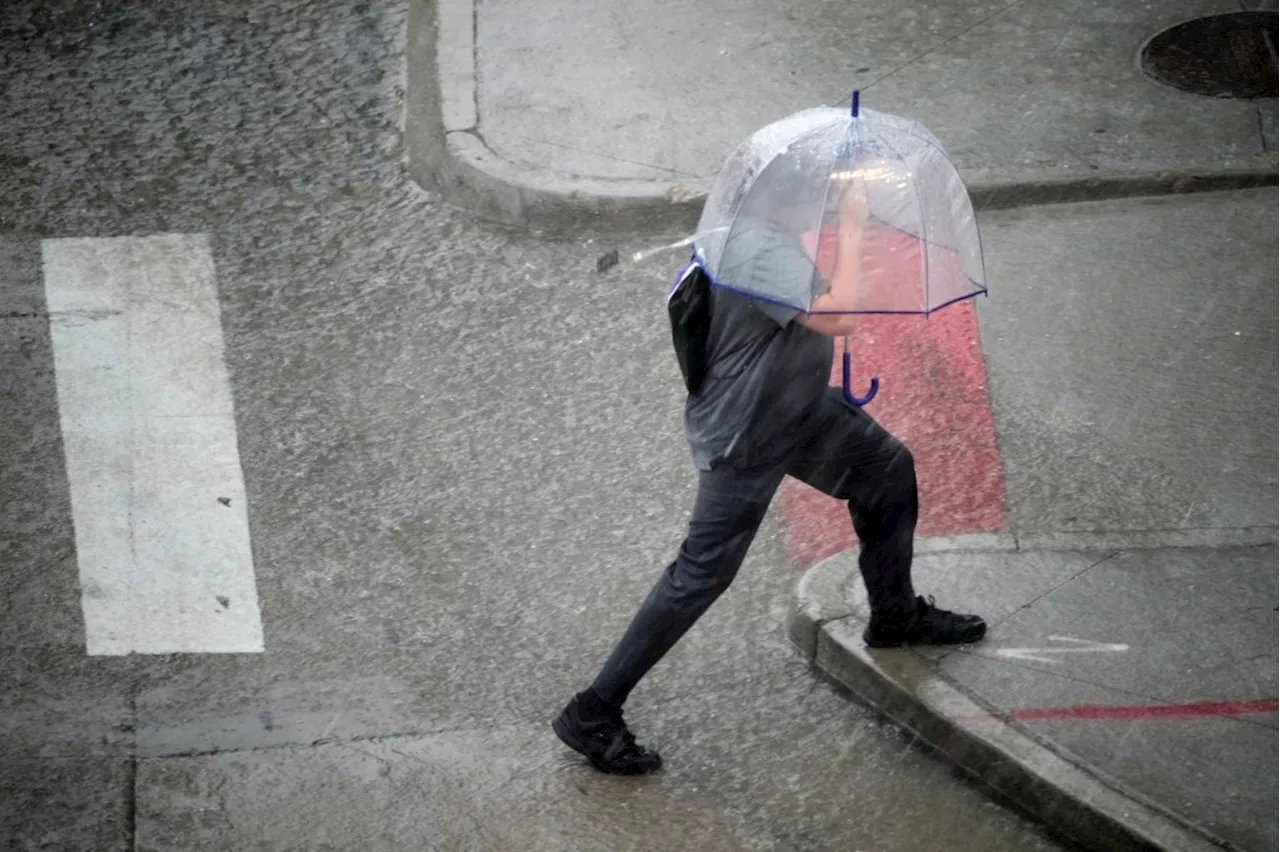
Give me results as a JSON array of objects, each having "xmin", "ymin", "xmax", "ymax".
[
  {"xmin": 695, "ymin": 114, "xmax": 844, "ymax": 280},
  {"xmin": 809, "ymin": 125, "xmax": 848, "ymax": 314},
  {"xmin": 697, "ymin": 106, "xmax": 987, "ymax": 320},
  {"xmin": 876, "ymin": 131, "xmax": 931, "ymax": 314},
  {"xmin": 710, "ymin": 116, "xmax": 845, "ymax": 302}
]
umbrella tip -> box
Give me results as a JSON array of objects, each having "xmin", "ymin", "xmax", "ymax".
[{"xmin": 851, "ymin": 89, "xmax": 860, "ymax": 118}]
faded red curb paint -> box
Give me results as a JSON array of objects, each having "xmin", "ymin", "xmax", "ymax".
[
  {"xmin": 778, "ymin": 301, "xmax": 1007, "ymax": 568},
  {"xmin": 956, "ymin": 698, "xmax": 1280, "ymax": 725}
]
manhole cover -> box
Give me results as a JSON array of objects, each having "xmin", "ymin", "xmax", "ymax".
[{"xmin": 1141, "ymin": 11, "xmax": 1278, "ymax": 98}]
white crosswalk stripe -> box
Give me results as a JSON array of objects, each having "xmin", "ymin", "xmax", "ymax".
[{"xmin": 41, "ymin": 234, "xmax": 264, "ymax": 655}]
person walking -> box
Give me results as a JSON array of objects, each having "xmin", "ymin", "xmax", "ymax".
[{"xmin": 553, "ymin": 170, "xmax": 987, "ymax": 776}]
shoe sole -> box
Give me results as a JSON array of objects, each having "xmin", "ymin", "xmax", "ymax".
[
  {"xmin": 551, "ymin": 715, "xmax": 658, "ymax": 776},
  {"xmin": 864, "ymin": 622, "xmax": 987, "ymax": 648}
]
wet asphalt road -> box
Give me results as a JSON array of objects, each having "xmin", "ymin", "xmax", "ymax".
[{"xmin": 0, "ymin": 2, "xmax": 1073, "ymax": 849}]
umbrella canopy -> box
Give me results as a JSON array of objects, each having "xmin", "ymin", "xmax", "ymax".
[
  {"xmin": 689, "ymin": 93, "xmax": 987, "ymax": 405},
  {"xmin": 693, "ymin": 96, "xmax": 986, "ymax": 317}
]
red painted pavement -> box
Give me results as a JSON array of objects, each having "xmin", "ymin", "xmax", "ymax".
[
  {"xmin": 1011, "ymin": 698, "xmax": 1280, "ymax": 721},
  {"xmin": 776, "ymin": 293, "xmax": 1007, "ymax": 568}
]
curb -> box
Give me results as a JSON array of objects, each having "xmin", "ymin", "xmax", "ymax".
[
  {"xmin": 786, "ymin": 552, "xmax": 1236, "ymax": 852},
  {"xmin": 404, "ymin": 0, "xmax": 704, "ymax": 234},
  {"xmin": 405, "ymin": 0, "xmax": 1279, "ymax": 232}
]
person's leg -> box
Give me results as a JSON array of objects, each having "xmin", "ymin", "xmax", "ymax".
[
  {"xmin": 553, "ymin": 460, "xmax": 787, "ymax": 774},
  {"xmin": 787, "ymin": 388, "xmax": 984, "ymax": 646},
  {"xmin": 787, "ymin": 388, "xmax": 918, "ymax": 616},
  {"xmin": 589, "ymin": 460, "xmax": 786, "ymax": 707}
]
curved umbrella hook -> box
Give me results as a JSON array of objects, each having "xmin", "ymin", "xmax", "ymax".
[{"xmin": 842, "ymin": 350, "xmax": 879, "ymax": 407}]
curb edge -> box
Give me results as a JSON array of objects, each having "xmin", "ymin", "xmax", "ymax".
[{"xmin": 787, "ymin": 553, "xmax": 1232, "ymax": 852}]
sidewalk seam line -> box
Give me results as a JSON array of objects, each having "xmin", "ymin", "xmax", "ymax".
[
  {"xmin": 440, "ymin": 0, "xmax": 706, "ymax": 188},
  {"xmin": 469, "ymin": 0, "xmax": 479, "ymax": 134},
  {"xmin": 481, "ymin": 127, "xmax": 701, "ymax": 181},
  {"xmin": 136, "ymin": 719, "xmax": 534, "ymax": 761},
  {"xmin": 450, "ymin": 127, "xmax": 696, "ymax": 186},
  {"xmin": 857, "ymin": 0, "xmax": 1031, "ymax": 96},
  {"xmin": 1004, "ymin": 526, "xmax": 1278, "ymax": 552},
  {"xmin": 933, "ymin": 549, "xmax": 1120, "ymax": 664}
]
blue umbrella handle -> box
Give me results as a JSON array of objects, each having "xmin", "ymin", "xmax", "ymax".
[{"xmin": 842, "ymin": 351, "xmax": 880, "ymax": 406}]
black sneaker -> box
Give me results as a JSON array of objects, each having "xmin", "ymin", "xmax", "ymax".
[
  {"xmin": 552, "ymin": 695, "xmax": 663, "ymax": 775},
  {"xmin": 864, "ymin": 595, "xmax": 987, "ymax": 648}
]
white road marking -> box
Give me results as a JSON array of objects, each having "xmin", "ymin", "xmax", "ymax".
[
  {"xmin": 42, "ymin": 234, "xmax": 264, "ymax": 655},
  {"xmin": 993, "ymin": 636, "xmax": 1130, "ymax": 665}
]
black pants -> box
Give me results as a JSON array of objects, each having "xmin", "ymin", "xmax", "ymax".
[{"xmin": 590, "ymin": 387, "xmax": 918, "ymax": 708}]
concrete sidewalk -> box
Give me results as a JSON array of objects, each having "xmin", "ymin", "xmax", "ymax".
[
  {"xmin": 406, "ymin": 0, "xmax": 1278, "ymax": 228},
  {"xmin": 790, "ymin": 188, "xmax": 1278, "ymax": 852},
  {"xmin": 788, "ymin": 542, "xmax": 1277, "ymax": 852}
]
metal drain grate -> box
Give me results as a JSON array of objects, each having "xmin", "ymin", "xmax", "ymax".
[{"xmin": 1141, "ymin": 11, "xmax": 1278, "ymax": 98}]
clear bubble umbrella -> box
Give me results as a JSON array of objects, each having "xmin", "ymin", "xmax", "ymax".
[{"xmin": 691, "ymin": 91, "xmax": 987, "ymax": 405}]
